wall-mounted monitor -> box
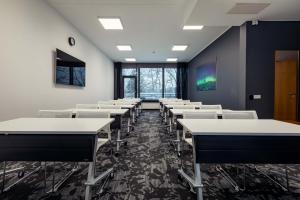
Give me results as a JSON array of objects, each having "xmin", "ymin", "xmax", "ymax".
[{"xmin": 55, "ymin": 49, "xmax": 86, "ymax": 87}]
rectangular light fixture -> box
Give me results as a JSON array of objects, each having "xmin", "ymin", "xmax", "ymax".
[
  {"xmin": 172, "ymin": 45, "xmax": 188, "ymax": 51},
  {"xmin": 98, "ymin": 18, "xmax": 123, "ymax": 30},
  {"xmin": 166, "ymin": 58, "xmax": 178, "ymax": 62},
  {"xmin": 117, "ymin": 45, "xmax": 132, "ymax": 51},
  {"xmin": 183, "ymin": 25, "xmax": 204, "ymax": 30},
  {"xmin": 125, "ymin": 58, "xmax": 136, "ymax": 62}
]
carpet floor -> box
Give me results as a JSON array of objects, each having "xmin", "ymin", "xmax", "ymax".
[{"xmin": 1, "ymin": 110, "xmax": 300, "ymax": 200}]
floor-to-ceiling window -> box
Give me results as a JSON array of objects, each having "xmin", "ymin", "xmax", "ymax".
[
  {"xmin": 121, "ymin": 64, "xmax": 177, "ymax": 100},
  {"xmin": 140, "ymin": 67, "xmax": 163, "ymax": 100},
  {"xmin": 164, "ymin": 67, "xmax": 177, "ymax": 98}
]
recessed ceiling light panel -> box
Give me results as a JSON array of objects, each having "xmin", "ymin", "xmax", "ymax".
[
  {"xmin": 117, "ymin": 45, "xmax": 132, "ymax": 51},
  {"xmin": 166, "ymin": 58, "xmax": 178, "ymax": 62},
  {"xmin": 183, "ymin": 25, "xmax": 203, "ymax": 30},
  {"xmin": 98, "ymin": 18, "xmax": 123, "ymax": 30},
  {"xmin": 172, "ymin": 45, "xmax": 188, "ymax": 51},
  {"xmin": 125, "ymin": 58, "xmax": 136, "ymax": 62}
]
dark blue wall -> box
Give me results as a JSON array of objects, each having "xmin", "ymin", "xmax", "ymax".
[
  {"xmin": 188, "ymin": 26, "xmax": 246, "ymax": 110},
  {"xmin": 246, "ymin": 21, "xmax": 300, "ymax": 118}
]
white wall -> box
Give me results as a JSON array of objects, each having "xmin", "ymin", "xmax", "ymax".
[{"xmin": 0, "ymin": 0, "xmax": 114, "ymax": 121}]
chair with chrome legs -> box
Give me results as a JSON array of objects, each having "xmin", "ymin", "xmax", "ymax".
[
  {"xmin": 199, "ymin": 104, "xmax": 222, "ymax": 110},
  {"xmin": 98, "ymin": 105, "xmax": 129, "ymax": 156},
  {"xmin": 219, "ymin": 110, "xmax": 258, "ymax": 191},
  {"xmin": 38, "ymin": 110, "xmax": 76, "ymax": 193},
  {"xmin": 169, "ymin": 105, "xmax": 196, "ymax": 156},
  {"xmin": 76, "ymin": 110, "xmax": 114, "ymax": 195},
  {"xmin": 76, "ymin": 104, "xmax": 98, "ymax": 109},
  {"xmin": 179, "ymin": 111, "xmax": 218, "ymax": 191}
]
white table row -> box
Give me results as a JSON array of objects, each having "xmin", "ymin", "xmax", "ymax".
[
  {"xmin": 177, "ymin": 119, "xmax": 300, "ymax": 200},
  {"xmin": 0, "ymin": 118, "xmax": 114, "ymax": 200}
]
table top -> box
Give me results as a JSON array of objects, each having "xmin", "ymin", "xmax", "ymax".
[
  {"xmin": 177, "ymin": 119, "xmax": 300, "ymax": 136},
  {"xmin": 0, "ymin": 118, "xmax": 114, "ymax": 135},
  {"xmin": 170, "ymin": 109, "xmax": 230, "ymax": 116},
  {"xmin": 69, "ymin": 108, "xmax": 129, "ymax": 115}
]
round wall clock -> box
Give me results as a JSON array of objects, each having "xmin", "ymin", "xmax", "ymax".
[{"xmin": 68, "ymin": 37, "xmax": 75, "ymax": 46}]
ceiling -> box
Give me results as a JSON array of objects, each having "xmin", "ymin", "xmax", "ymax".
[{"xmin": 46, "ymin": 0, "xmax": 300, "ymax": 63}]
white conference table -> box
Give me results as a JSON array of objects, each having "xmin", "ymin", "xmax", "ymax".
[
  {"xmin": 177, "ymin": 119, "xmax": 300, "ymax": 200},
  {"xmin": 0, "ymin": 118, "xmax": 114, "ymax": 200}
]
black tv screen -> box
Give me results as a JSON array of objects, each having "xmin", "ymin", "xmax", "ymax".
[{"xmin": 55, "ymin": 49, "xmax": 86, "ymax": 87}]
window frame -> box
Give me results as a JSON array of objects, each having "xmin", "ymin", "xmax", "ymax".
[{"xmin": 121, "ymin": 64, "xmax": 177, "ymax": 101}]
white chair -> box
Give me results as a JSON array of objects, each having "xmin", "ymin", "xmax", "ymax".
[
  {"xmin": 182, "ymin": 111, "xmax": 218, "ymax": 146},
  {"xmin": 99, "ymin": 105, "xmax": 122, "ymax": 109},
  {"xmin": 37, "ymin": 109, "xmax": 74, "ymax": 193},
  {"xmin": 187, "ymin": 102, "xmax": 202, "ymax": 107},
  {"xmin": 182, "ymin": 100, "xmax": 191, "ymax": 104},
  {"xmin": 172, "ymin": 105, "xmax": 195, "ymax": 110},
  {"xmin": 76, "ymin": 110, "xmax": 111, "ymax": 151},
  {"xmin": 76, "ymin": 104, "xmax": 98, "ymax": 109},
  {"xmin": 222, "ymin": 110, "xmax": 258, "ymax": 119},
  {"xmin": 218, "ymin": 110, "xmax": 258, "ymax": 192},
  {"xmin": 200, "ymin": 104, "xmax": 222, "ymax": 110},
  {"xmin": 97, "ymin": 101, "xmax": 112, "ymax": 105},
  {"xmin": 38, "ymin": 110, "xmax": 73, "ymax": 118}
]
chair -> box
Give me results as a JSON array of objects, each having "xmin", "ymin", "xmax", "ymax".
[
  {"xmin": 76, "ymin": 104, "xmax": 98, "ymax": 109},
  {"xmin": 97, "ymin": 101, "xmax": 112, "ymax": 105},
  {"xmin": 217, "ymin": 110, "xmax": 258, "ymax": 192},
  {"xmin": 75, "ymin": 110, "xmax": 114, "ymax": 193},
  {"xmin": 76, "ymin": 110, "xmax": 111, "ymax": 150},
  {"xmin": 172, "ymin": 105, "xmax": 195, "ymax": 110},
  {"xmin": 37, "ymin": 109, "xmax": 76, "ymax": 193},
  {"xmin": 200, "ymin": 104, "xmax": 222, "ymax": 110},
  {"xmin": 222, "ymin": 110, "xmax": 258, "ymax": 119},
  {"xmin": 182, "ymin": 111, "xmax": 218, "ymax": 146},
  {"xmin": 99, "ymin": 105, "xmax": 122, "ymax": 109},
  {"xmin": 38, "ymin": 110, "xmax": 73, "ymax": 118},
  {"xmin": 186, "ymin": 102, "xmax": 202, "ymax": 107}
]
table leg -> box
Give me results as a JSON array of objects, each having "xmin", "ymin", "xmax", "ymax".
[
  {"xmin": 116, "ymin": 129, "xmax": 121, "ymax": 153},
  {"xmin": 85, "ymin": 161, "xmax": 94, "ymax": 200},
  {"xmin": 195, "ymin": 163, "xmax": 203, "ymax": 200},
  {"xmin": 193, "ymin": 137, "xmax": 203, "ymax": 200},
  {"xmin": 169, "ymin": 117, "xmax": 172, "ymax": 133}
]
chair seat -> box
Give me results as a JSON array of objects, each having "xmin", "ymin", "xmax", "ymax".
[
  {"xmin": 96, "ymin": 138, "xmax": 109, "ymax": 151},
  {"xmin": 184, "ymin": 138, "xmax": 193, "ymax": 146}
]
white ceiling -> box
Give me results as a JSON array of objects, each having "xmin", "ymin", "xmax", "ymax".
[{"xmin": 46, "ymin": 0, "xmax": 300, "ymax": 63}]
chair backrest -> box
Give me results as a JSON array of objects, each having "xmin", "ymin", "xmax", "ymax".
[
  {"xmin": 167, "ymin": 101, "xmax": 185, "ymax": 105},
  {"xmin": 99, "ymin": 105, "xmax": 122, "ymax": 109},
  {"xmin": 187, "ymin": 102, "xmax": 202, "ymax": 106},
  {"xmin": 76, "ymin": 110, "xmax": 110, "ymax": 118},
  {"xmin": 76, "ymin": 104, "xmax": 98, "ymax": 109},
  {"xmin": 38, "ymin": 110, "xmax": 72, "ymax": 118},
  {"xmin": 173, "ymin": 105, "xmax": 195, "ymax": 110},
  {"xmin": 182, "ymin": 100, "xmax": 191, "ymax": 104},
  {"xmin": 222, "ymin": 110, "xmax": 258, "ymax": 119},
  {"xmin": 200, "ymin": 104, "xmax": 222, "ymax": 110},
  {"xmin": 183, "ymin": 111, "xmax": 218, "ymax": 119},
  {"xmin": 97, "ymin": 101, "xmax": 112, "ymax": 105}
]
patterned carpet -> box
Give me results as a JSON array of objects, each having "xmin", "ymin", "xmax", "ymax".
[{"xmin": 1, "ymin": 110, "xmax": 300, "ymax": 200}]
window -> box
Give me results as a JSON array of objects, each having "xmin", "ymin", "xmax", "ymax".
[
  {"xmin": 121, "ymin": 65, "xmax": 177, "ymax": 100},
  {"xmin": 140, "ymin": 68, "xmax": 163, "ymax": 100},
  {"xmin": 164, "ymin": 68, "xmax": 177, "ymax": 98},
  {"xmin": 122, "ymin": 68, "xmax": 137, "ymax": 76}
]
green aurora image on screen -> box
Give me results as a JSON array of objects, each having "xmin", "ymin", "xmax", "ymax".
[{"xmin": 196, "ymin": 63, "xmax": 216, "ymax": 91}]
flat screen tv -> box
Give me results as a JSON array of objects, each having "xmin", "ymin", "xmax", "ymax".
[{"xmin": 55, "ymin": 49, "xmax": 86, "ymax": 87}]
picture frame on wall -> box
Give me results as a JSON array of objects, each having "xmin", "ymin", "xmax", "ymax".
[{"xmin": 196, "ymin": 63, "xmax": 217, "ymax": 91}]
